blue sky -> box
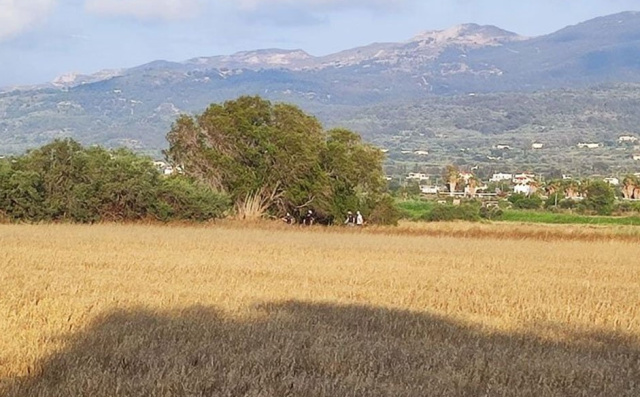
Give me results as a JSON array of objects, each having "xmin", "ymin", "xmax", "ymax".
[{"xmin": 1, "ymin": 0, "xmax": 640, "ymax": 86}]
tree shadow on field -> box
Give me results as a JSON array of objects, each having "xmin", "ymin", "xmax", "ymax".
[{"xmin": 2, "ymin": 301, "xmax": 639, "ymax": 397}]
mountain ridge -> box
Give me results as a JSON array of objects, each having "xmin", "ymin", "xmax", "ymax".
[
  {"xmin": 4, "ymin": 21, "xmax": 526, "ymax": 91},
  {"xmin": 3, "ymin": 11, "xmax": 640, "ymax": 158}
]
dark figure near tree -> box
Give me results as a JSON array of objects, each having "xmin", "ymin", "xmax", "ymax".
[{"xmin": 302, "ymin": 210, "xmax": 315, "ymax": 226}]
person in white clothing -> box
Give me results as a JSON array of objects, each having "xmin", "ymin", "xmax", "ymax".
[{"xmin": 356, "ymin": 211, "xmax": 364, "ymax": 226}]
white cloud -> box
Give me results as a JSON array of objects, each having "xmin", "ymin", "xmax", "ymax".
[
  {"xmin": 85, "ymin": 0, "xmax": 202, "ymax": 20},
  {"xmin": 0, "ymin": 0, "xmax": 57, "ymax": 41}
]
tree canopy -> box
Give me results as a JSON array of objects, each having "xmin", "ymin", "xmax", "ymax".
[
  {"xmin": 0, "ymin": 139, "xmax": 228, "ymax": 223},
  {"xmin": 166, "ymin": 96, "xmax": 396, "ymax": 223}
]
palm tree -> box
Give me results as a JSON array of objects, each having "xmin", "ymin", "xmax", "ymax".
[
  {"xmin": 563, "ymin": 180, "xmax": 580, "ymax": 199},
  {"xmin": 528, "ymin": 180, "xmax": 540, "ymax": 196},
  {"xmin": 622, "ymin": 175, "xmax": 638, "ymax": 199},
  {"xmin": 577, "ymin": 179, "xmax": 591, "ymax": 199},
  {"xmin": 444, "ymin": 165, "xmax": 460, "ymax": 196},
  {"xmin": 545, "ymin": 179, "xmax": 563, "ymax": 196},
  {"xmin": 466, "ymin": 176, "xmax": 480, "ymax": 197},
  {"xmin": 545, "ymin": 179, "xmax": 563, "ymax": 207}
]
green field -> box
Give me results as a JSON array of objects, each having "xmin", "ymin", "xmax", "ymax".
[
  {"xmin": 396, "ymin": 199, "xmax": 640, "ymax": 226},
  {"xmin": 396, "ymin": 200, "xmax": 435, "ymax": 220}
]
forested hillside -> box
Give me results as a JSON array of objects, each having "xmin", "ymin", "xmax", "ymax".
[{"xmin": 3, "ymin": 12, "xmax": 640, "ymax": 176}]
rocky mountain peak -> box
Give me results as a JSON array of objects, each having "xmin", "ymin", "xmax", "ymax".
[
  {"xmin": 51, "ymin": 69, "xmax": 123, "ymax": 88},
  {"xmin": 186, "ymin": 48, "xmax": 314, "ymax": 70},
  {"xmin": 229, "ymin": 49, "xmax": 313, "ymax": 65},
  {"xmin": 411, "ymin": 23, "xmax": 522, "ymax": 46}
]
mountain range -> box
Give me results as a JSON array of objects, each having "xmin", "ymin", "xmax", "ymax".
[{"xmin": 3, "ymin": 11, "xmax": 640, "ymax": 154}]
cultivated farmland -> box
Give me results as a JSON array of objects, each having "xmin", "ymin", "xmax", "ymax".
[{"xmin": 1, "ymin": 222, "xmax": 639, "ymax": 396}]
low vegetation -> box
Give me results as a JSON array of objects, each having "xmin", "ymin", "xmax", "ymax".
[{"xmin": 1, "ymin": 222, "xmax": 638, "ymax": 396}]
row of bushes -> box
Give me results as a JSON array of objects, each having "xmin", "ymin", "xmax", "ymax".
[
  {"xmin": 423, "ymin": 203, "xmax": 503, "ymax": 222},
  {"xmin": 510, "ymin": 181, "xmax": 616, "ymax": 215},
  {"xmin": 0, "ymin": 140, "xmax": 229, "ymax": 223}
]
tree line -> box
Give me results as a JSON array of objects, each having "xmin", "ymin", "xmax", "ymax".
[
  {"xmin": 0, "ymin": 96, "xmax": 398, "ymax": 225},
  {"xmin": 0, "ymin": 139, "xmax": 229, "ymax": 223}
]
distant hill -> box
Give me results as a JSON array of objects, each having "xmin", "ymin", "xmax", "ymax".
[{"xmin": 3, "ymin": 12, "xmax": 640, "ymax": 155}]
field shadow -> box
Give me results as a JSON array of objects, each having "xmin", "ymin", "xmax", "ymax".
[{"xmin": 2, "ymin": 301, "xmax": 639, "ymax": 396}]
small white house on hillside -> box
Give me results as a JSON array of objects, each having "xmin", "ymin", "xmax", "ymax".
[
  {"xmin": 407, "ymin": 173, "xmax": 429, "ymax": 181},
  {"xmin": 514, "ymin": 184, "xmax": 533, "ymax": 195},
  {"xmin": 490, "ymin": 173, "xmax": 513, "ymax": 182},
  {"xmin": 578, "ymin": 143, "xmax": 601, "ymax": 149},
  {"xmin": 604, "ymin": 177, "xmax": 620, "ymax": 186},
  {"xmin": 420, "ymin": 185, "xmax": 440, "ymax": 194},
  {"xmin": 513, "ymin": 173, "xmax": 536, "ymax": 184},
  {"xmin": 619, "ymin": 136, "xmax": 638, "ymax": 143}
]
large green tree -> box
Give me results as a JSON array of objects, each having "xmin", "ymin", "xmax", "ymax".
[
  {"xmin": 322, "ymin": 128, "xmax": 387, "ymax": 218},
  {"xmin": 166, "ymin": 96, "xmax": 394, "ymax": 223},
  {"xmin": 166, "ymin": 96, "xmax": 326, "ymax": 219}
]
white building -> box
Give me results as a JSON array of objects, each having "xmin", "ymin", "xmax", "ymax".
[
  {"xmin": 495, "ymin": 144, "xmax": 512, "ymax": 150},
  {"xmin": 604, "ymin": 177, "xmax": 620, "ymax": 186},
  {"xmin": 407, "ymin": 173, "xmax": 429, "ymax": 181},
  {"xmin": 414, "ymin": 150, "xmax": 429, "ymax": 156},
  {"xmin": 578, "ymin": 143, "xmax": 601, "ymax": 149},
  {"xmin": 490, "ymin": 173, "xmax": 513, "ymax": 182},
  {"xmin": 532, "ymin": 143, "xmax": 544, "ymax": 149},
  {"xmin": 619, "ymin": 136, "xmax": 638, "ymax": 143},
  {"xmin": 420, "ymin": 185, "xmax": 440, "ymax": 194},
  {"xmin": 514, "ymin": 184, "xmax": 534, "ymax": 195},
  {"xmin": 513, "ymin": 173, "xmax": 536, "ymax": 184},
  {"xmin": 634, "ymin": 155, "xmax": 640, "ymax": 161}
]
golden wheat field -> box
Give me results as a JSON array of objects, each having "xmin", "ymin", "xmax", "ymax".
[{"xmin": 1, "ymin": 222, "xmax": 639, "ymax": 396}]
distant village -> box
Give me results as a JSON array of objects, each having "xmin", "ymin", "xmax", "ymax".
[{"xmin": 386, "ymin": 135, "xmax": 640, "ymax": 200}]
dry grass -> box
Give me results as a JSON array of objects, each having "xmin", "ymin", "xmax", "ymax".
[{"xmin": 1, "ymin": 222, "xmax": 639, "ymax": 396}]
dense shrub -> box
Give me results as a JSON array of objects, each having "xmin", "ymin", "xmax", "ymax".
[
  {"xmin": 509, "ymin": 193, "xmax": 543, "ymax": 210},
  {"xmin": 424, "ymin": 204, "xmax": 481, "ymax": 222},
  {"xmin": 479, "ymin": 206, "xmax": 504, "ymax": 220},
  {"xmin": 583, "ymin": 181, "xmax": 616, "ymax": 215},
  {"xmin": 560, "ymin": 199, "xmax": 578, "ymax": 210},
  {"xmin": 508, "ymin": 193, "xmax": 527, "ymax": 205},
  {"xmin": 0, "ymin": 139, "xmax": 229, "ymax": 223},
  {"xmin": 367, "ymin": 195, "xmax": 402, "ymax": 226},
  {"xmin": 545, "ymin": 193, "xmax": 565, "ymax": 209},
  {"xmin": 614, "ymin": 201, "xmax": 640, "ymax": 214},
  {"xmin": 153, "ymin": 177, "xmax": 230, "ymax": 222}
]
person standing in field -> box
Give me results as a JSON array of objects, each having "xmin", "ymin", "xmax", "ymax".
[{"xmin": 356, "ymin": 211, "xmax": 364, "ymax": 226}]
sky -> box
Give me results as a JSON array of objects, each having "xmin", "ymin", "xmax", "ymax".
[{"xmin": 1, "ymin": 0, "xmax": 640, "ymax": 87}]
